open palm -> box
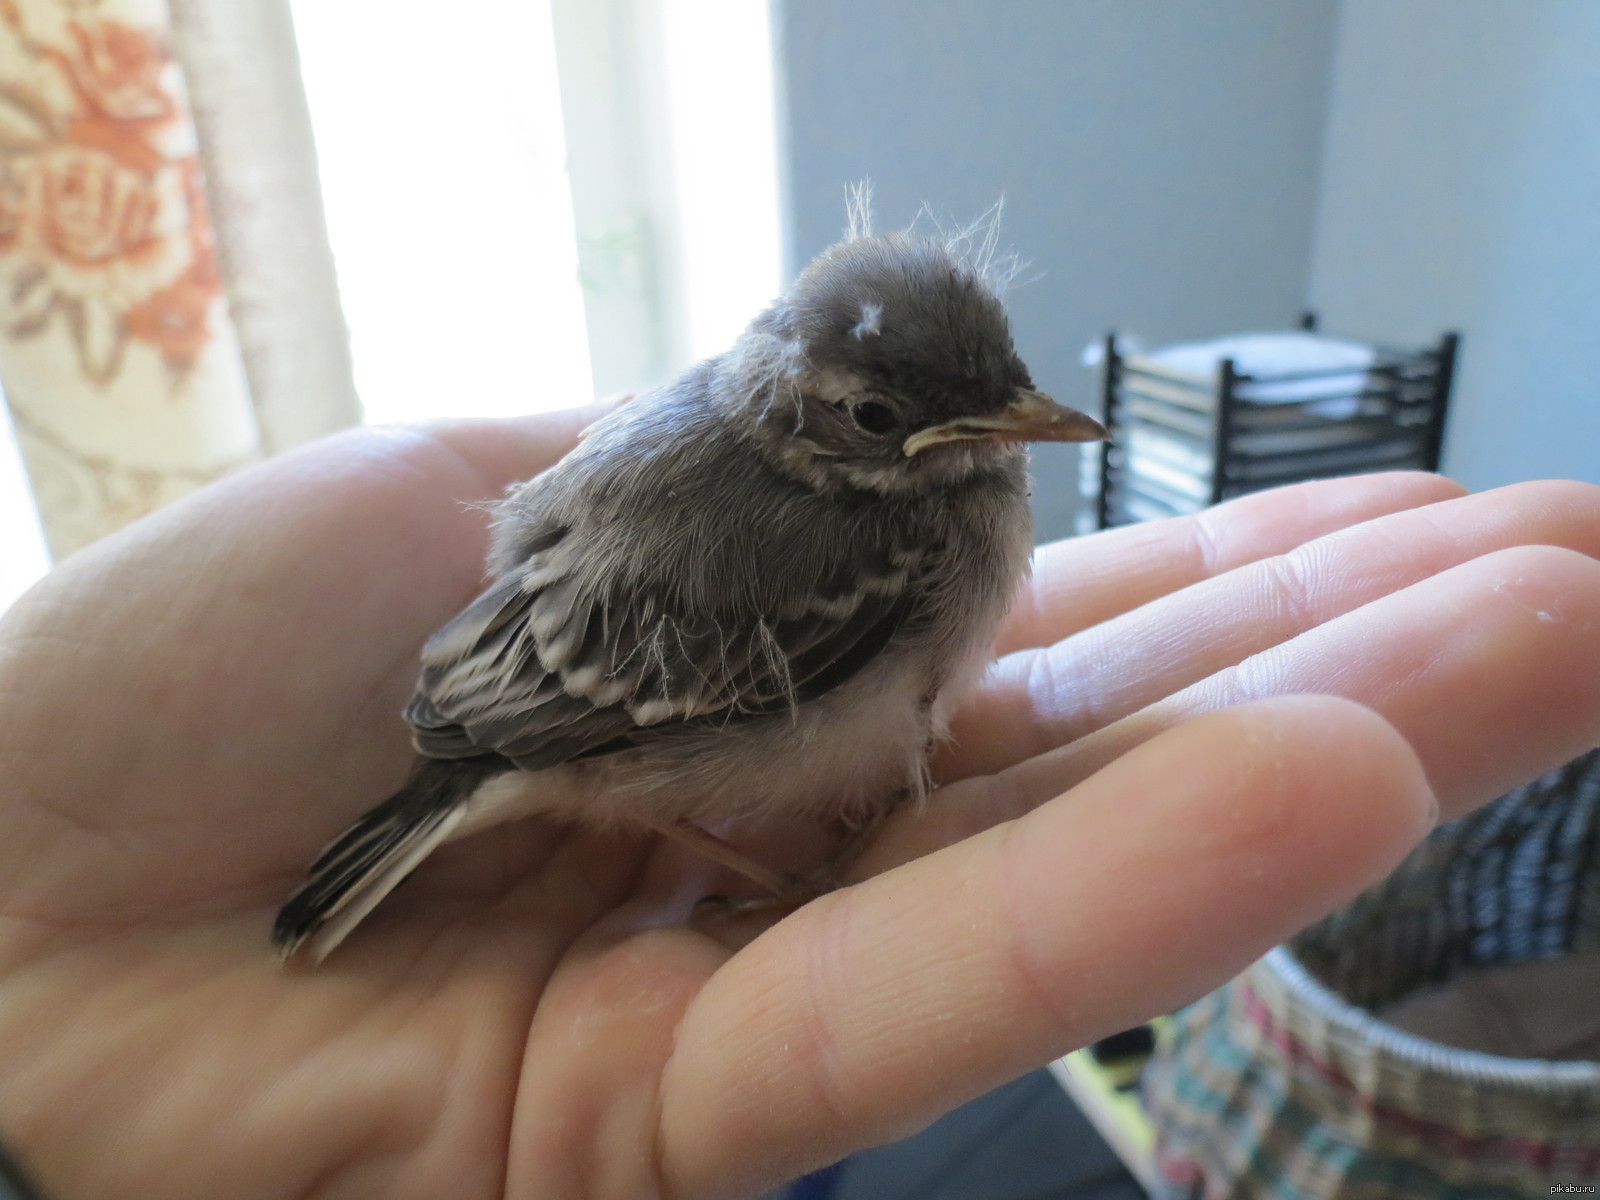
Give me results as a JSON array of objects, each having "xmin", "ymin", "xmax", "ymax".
[{"xmin": 0, "ymin": 405, "xmax": 1598, "ymax": 1200}]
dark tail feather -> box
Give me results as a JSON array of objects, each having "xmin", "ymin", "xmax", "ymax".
[{"xmin": 273, "ymin": 757, "xmax": 505, "ymax": 963}]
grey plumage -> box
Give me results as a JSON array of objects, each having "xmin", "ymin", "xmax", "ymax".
[{"xmin": 274, "ymin": 218, "xmax": 1105, "ymax": 962}]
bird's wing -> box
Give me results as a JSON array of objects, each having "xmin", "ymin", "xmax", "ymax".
[{"xmin": 406, "ymin": 513, "xmax": 930, "ymax": 771}]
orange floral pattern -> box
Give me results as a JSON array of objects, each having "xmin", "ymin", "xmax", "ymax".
[{"xmin": 0, "ymin": 1, "xmax": 218, "ymax": 383}]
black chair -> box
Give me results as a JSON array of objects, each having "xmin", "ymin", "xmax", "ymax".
[{"xmin": 1088, "ymin": 317, "xmax": 1458, "ymax": 530}]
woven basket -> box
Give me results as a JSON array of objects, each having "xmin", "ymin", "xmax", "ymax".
[{"xmin": 1144, "ymin": 750, "xmax": 1600, "ymax": 1198}]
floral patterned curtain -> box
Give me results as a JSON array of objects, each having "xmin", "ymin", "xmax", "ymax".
[{"xmin": 0, "ymin": 0, "xmax": 356, "ymax": 559}]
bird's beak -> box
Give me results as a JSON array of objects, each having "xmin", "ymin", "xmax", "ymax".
[{"xmin": 902, "ymin": 389, "xmax": 1108, "ymax": 457}]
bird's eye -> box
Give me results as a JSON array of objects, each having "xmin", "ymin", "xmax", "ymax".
[{"xmin": 849, "ymin": 399, "xmax": 897, "ymax": 435}]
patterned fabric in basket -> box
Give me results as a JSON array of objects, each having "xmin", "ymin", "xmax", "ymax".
[{"xmin": 1144, "ymin": 750, "xmax": 1600, "ymax": 1198}]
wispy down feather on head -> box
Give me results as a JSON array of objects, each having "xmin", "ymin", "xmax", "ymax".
[{"xmin": 842, "ymin": 181, "xmax": 1028, "ymax": 294}]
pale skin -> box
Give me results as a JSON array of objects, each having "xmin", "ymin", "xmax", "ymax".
[{"xmin": 0, "ymin": 402, "xmax": 1598, "ymax": 1200}]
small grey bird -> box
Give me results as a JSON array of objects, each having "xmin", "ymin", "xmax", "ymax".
[{"xmin": 273, "ymin": 217, "xmax": 1105, "ymax": 962}]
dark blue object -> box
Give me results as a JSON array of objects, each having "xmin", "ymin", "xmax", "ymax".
[
  {"xmin": 0, "ymin": 1139, "xmax": 45, "ymax": 1200},
  {"xmin": 786, "ymin": 1159, "xmax": 846, "ymax": 1200},
  {"xmin": 766, "ymin": 1070, "xmax": 1143, "ymax": 1200}
]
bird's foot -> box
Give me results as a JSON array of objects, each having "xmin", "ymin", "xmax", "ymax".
[{"xmin": 691, "ymin": 871, "xmax": 831, "ymax": 919}]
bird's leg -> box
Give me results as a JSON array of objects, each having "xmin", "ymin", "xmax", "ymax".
[
  {"xmin": 810, "ymin": 793, "xmax": 903, "ymax": 885},
  {"xmin": 688, "ymin": 785, "xmax": 915, "ymax": 924},
  {"xmin": 653, "ymin": 818, "xmax": 797, "ymax": 897},
  {"xmin": 802, "ymin": 697, "xmax": 937, "ymax": 886}
]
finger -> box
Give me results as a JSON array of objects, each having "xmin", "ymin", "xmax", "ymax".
[
  {"xmin": 946, "ymin": 480, "xmax": 1600, "ymax": 780},
  {"xmin": 998, "ymin": 471, "xmax": 1466, "ymax": 653},
  {"xmin": 896, "ymin": 544, "xmax": 1600, "ymax": 872},
  {"xmin": 658, "ymin": 696, "xmax": 1435, "ymax": 1199}
]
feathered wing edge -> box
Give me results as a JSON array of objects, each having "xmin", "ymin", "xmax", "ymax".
[
  {"xmin": 274, "ymin": 528, "xmax": 922, "ymax": 962},
  {"xmin": 272, "ymin": 758, "xmax": 502, "ymax": 964},
  {"xmin": 410, "ymin": 532, "xmax": 923, "ymax": 769}
]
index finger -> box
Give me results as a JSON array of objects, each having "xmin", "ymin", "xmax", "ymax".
[{"xmin": 999, "ymin": 471, "xmax": 1465, "ymax": 653}]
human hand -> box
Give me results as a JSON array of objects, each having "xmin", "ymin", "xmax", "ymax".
[{"xmin": 0, "ymin": 405, "xmax": 1597, "ymax": 1200}]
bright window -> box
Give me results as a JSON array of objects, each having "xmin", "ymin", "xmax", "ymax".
[{"xmin": 290, "ymin": 0, "xmax": 781, "ymax": 423}]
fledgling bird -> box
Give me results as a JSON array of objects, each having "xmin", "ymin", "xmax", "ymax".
[{"xmin": 273, "ymin": 209, "xmax": 1105, "ymax": 962}]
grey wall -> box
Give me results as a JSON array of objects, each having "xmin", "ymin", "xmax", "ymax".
[
  {"xmin": 1308, "ymin": 0, "xmax": 1600, "ymax": 491},
  {"xmin": 771, "ymin": 0, "xmax": 1341, "ymax": 540}
]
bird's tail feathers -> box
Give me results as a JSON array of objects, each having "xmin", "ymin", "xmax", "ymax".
[{"xmin": 272, "ymin": 759, "xmax": 496, "ymax": 964}]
